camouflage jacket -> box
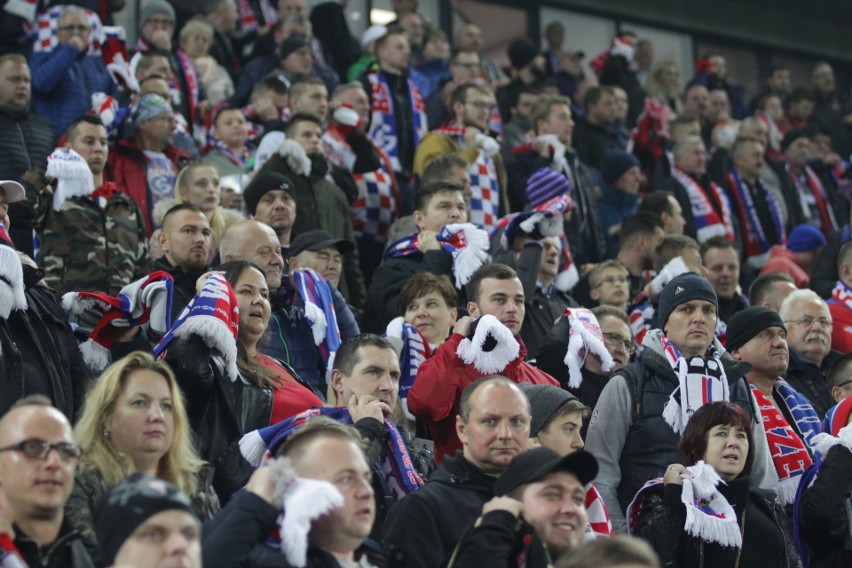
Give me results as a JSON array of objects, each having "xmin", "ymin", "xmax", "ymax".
[{"xmin": 39, "ymin": 182, "xmax": 152, "ymax": 296}]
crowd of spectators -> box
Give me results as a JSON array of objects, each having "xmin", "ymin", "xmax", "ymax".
[{"xmin": 1, "ymin": 0, "xmax": 852, "ymax": 566}]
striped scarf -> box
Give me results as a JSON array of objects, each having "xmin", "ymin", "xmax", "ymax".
[
  {"xmin": 366, "ymin": 71, "xmax": 427, "ymax": 173},
  {"xmin": 725, "ymin": 169, "xmax": 785, "ymax": 269},
  {"xmin": 585, "ymin": 483, "xmax": 614, "ymax": 538},
  {"xmin": 209, "ymin": 137, "xmax": 250, "ymax": 170},
  {"xmin": 830, "ymin": 279, "xmax": 852, "ymax": 312},
  {"xmin": 153, "ymin": 273, "xmax": 239, "ymax": 380},
  {"xmin": 292, "ymin": 269, "xmax": 340, "ymax": 368},
  {"xmin": 788, "ymin": 164, "xmax": 839, "ymax": 237},
  {"xmin": 671, "ymin": 167, "xmax": 735, "ymax": 243},
  {"xmin": 385, "ymin": 317, "xmax": 431, "ymax": 421},
  {"xmin": 433, "ymin": 124, "xmax": 501, "ymax": 230},
  {"xmin": 750, "ymin": 381, "xmax": 818, "ymax": 504},
  {"xmin": 134, "ymin": 36, "xmax": 200, "ymax": 126},
  {"xmin": 0, "ymin": 223, "xmax": 27, "ymax": 319},
  {"xmin": 660, "ymin": 335, "xmax": 730, "ymax": 434},
  {"xmin": 239, "ymin": 407, "xmax": 424, "ymax": 500},
  {"xmin": 322, "ymin": 127, "xmax": 400, "ymax": 242},
  {"xmin": 34, "ymin": 5, "xmax": 102, "ymax": 54},
  {"xmin": 384, "ymin": 223, "xmax": 490, "ymax": 288},
  {"xmin": 236, "ymin": 0, "xmax": 277, "ymax": 31}
]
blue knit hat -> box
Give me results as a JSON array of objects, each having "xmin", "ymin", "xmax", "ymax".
[
  {"xmin": 657, "ymin": 272, "xmax": 718, "ymax": 329},
  {"xmin": 786, "ymin": 224, "xmax": 827, "ymax": 253},
  {"xmin": 600, "ymin": 149, "xmax": 640, "ymax": 185},
  {"xmin": 526, "ymin": 167, "xmax": 572, "ymax": 207}
]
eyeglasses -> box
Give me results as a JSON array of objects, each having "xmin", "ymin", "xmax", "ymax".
[
  {"xmin": 594, "ymin": 276, "xmax": 628, "ymax": 287},
  {"xmin": 835, "ymin": 379, "xmax": 852, "ymax": 390},
  {"xmin": 465, "ymin": 100, "xmax": 494, "ymax": 111},
  {"xmin": 603, "ymin": 332, "xmax": 634, "ymax": 354},
  {"xmin": 784, "ymin": 317, "xmax": 832, "ymax": 329},
  {"xmin": 0, "ymin": 439, "xmax": 82, "ymax": 462},
  {"xmin": 58, "ymin": 25, "xmax": 90, "ymax": 33},
  {"xmin": 153, "ymin": 115, "xmax": 177, "ymax": 125}
]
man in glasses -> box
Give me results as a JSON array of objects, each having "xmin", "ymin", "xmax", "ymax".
[
  {"xmin": 414, "ymin": 81, "xmax": 506, "ymax": 232},
  {"xmin": 0, "ymin": 395, "xmax": 96, "ymax": 567},
  {"xmin": 780, "ymin": 289, "xmax": 838, "ymax": 418}
]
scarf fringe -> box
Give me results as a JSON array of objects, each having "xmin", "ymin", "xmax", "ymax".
[
  {"xmin": 776, "ymin": 475, "xmax": 800, "ymax": 505},
  {"xmin": 0, "ymin": 246, "xmax": 27, "ymax": 318},
  {"xmin": 239, "ymin": 429, "xmax": 267, "ymax": 467},
  {"xmin": 446, "ymin": 223, "xmax": 490, "ymax": 288},
  {"xmin": 684, "ymin": 504, "xmax": 743, "ymax": 548},
  {"xmin": 456, "ymin": 314, "xmax": 519, "ymax": 374},
  {"xmin": 663, "ymin": 394, "xmax": 684, "ymax": 434},
  {"xmin": 79, "ymin": 338, "xmax": 110, "ymax": 372},
  {"xmin": 174, "ymin": 316, "xmax": 238, "ymax": 381},
  {"xmin": 303, "ymin": 301, "xmax": 327, "ymax": 346},
  {"xmin": 555, "ymin": 263, "xmax": 579, "ymax": 292},
  {"xmin": 46, "ymin": 148, "xmax": 95, "ymax": 211}
]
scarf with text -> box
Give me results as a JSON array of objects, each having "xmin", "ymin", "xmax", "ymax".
[
  {"xmin": 322, "ymin": 127, "xmax": 400, "ymax": 242},
  {"xmin": 788, "ymin": 164, "xmax": 839, "ymax": 237},
  {"xmin": 725, "ymin": 169, "xmax": 786, "ymax": 268},
  {"xmin": 385, "ymin": 317, "xmax": 432, "ymax": 421},
  {"xmin": 236, "ymin": 0, "xmax": 277, "ymax": 31},
  {"xmin": 750, "ymin": 381, "xmax": 818, "ymax": 504},
  {"xmin": 153, "ymin": 273, "xmax": 239, "ymax": 380},
  {"xmin": 660, "ymin": 335, "xmax": 730, "ymax": 434},
  {"xmin": 366, "ymin": 71, "xmax": 427, "ymax": 173},
  {"xmin": 239, "ymin": 407, "xmax": 424, "ymax": 501},
  {"xmin": 433, "ymin": 124, "xmax": 501, "ymax": 230},
  {"xmin": 628, "ymin": 461, "xmax": 743, "ymax": 548},
  {"xmin": 384, "ymin": 223, "xmax": 490, "ymax": 288},
  {"xmin": 671, "ymin": 167, "xmax": 735, "ymax": 243},
  {"xmin": 292, "ymin": 269, "xmax": 340, "ymax": 368}
]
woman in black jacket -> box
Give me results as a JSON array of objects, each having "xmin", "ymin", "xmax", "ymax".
[{"xmin": 632, "ymin": 401, "xmax": 797, "ymax": 568}]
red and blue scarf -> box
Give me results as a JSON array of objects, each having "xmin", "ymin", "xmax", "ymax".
[
  {"xmin": 239, "ymin": 406, "xmax": 424, "ymax": 500},
  {"xmin": 385, "ymin": 317, "xmax": 432, "ymax": 420},
  {"xmin": 292, "ymin": 269, "xmax": 340, "ymax": 368},
  {"xmin": 433, "ymin": 124, "xmax": 501, "ymax": 230},
  {"xmin": 671, "ymin": 167, "xmax": 734, "ymax": 243},
  {"xmin": 788, "ymin": 164, "xmax": 838, "ymax": 237},
  {"xmin": 366, "ymin": 71, "xmax": 427, "ymax": 173},
  {"xmin": 725, "ymin": 169, "xmax": 786, "ymax": 269},
  {"xmin": 384, "ymin": 223, "xmax": 489, "ymax": 288},
  {"xmin": 236, "ymin": 0, "xmax": 277, "ymax": 31},
  {"xmin": 750, "ymin": 381, "xmax": 818, "ymax": 504}
]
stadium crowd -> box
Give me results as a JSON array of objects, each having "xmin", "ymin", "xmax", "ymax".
[{"xmin": 1, "ymin": 0, "xmax": 852, "ymax": 566}]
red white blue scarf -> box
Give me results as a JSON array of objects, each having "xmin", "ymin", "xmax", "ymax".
[
  {"xmin": 660, "ymin": 334, "xmax": 730, "ymax": 434},
  {"xmin": 208, "ymin": 136, "xmax": 250, "ymax": 170},
  {"xmin": 671, "ymin": 167, "xmax": 735, "ymax": 243},
  {"xmin": 236, "ymin": 0, "xmax": 277, "ymax": 31},
  {"xmin": 725, "ymin": 169, "xmax": 786, "ymax": 269},
  {"xmin": 385, "ymin": 317, "xmax": 432, "ymax": 421},
  {"xmin": 322, "ymin": 127, "xmax": 400, "ymax": 242},
  {"xmin": 154, "ymin": 273, "xmax": 240, "ymax": 380},
  {"xmin": 750, "ymin": 381, "xmax": 818, "ymax": 503},
  {"xmin": 830, "ymin": 279, "xmax": 852, "ymax": 312},
  {"xmin": 433, "ymin": 124, "xmax": 501, "ymax": 230},
  {"xmin": 0, "ymin": 223, "xmax": 27, "ymax": 319},
  {"xmin": 292, "ymin": 269, "xmax": 340, "ymax": 368},
  {"xmin": 34, "ymin": 6, "xmax": 102, "ymax": 54},
  {"xmin": 134, "ymin": 35, "xmax": 201, "ymax": 126},
  {"xmin": 788, "ymin": 164, "xmax": 839, "ymax": 237},
  {"xmin": 384, "ymin": 223, "xmax": 489, "ymax": 288},
  {"xmin": 239, "ymin": 406, "xmax": 424, "ymax": 500},
  {"xmin": 366, "ymin": 71, "xmax": 427, "ymax": 173}
]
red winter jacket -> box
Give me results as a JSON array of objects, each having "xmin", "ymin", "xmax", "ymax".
[
  {"xmin": 760, "ymin": 245, "xmax": 810, "ymax": 288},
  {"xmin": 829, "ymin": 300, "xmax": 852, "ymax": 354},
  {"xmin": 107, "ymin": 139, "xmax": 191, "ymax": 236},
  {"xmin": 408, "ymin": 333, "xmax": 559, "ymax": 464}
]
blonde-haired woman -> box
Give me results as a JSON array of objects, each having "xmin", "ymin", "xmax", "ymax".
[
  {"xmin": 152, "ymin": 163, "xmax": 243, "ymax": 263},
  {"xmin": 66, "ymin": 351, "xmax": 219, "ymax": 544},
  {"xmin": 178, "ymin": 19, "xmax": 234, "ymax": 103}
]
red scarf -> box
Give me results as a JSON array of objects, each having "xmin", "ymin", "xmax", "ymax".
[
  {"xmin": 671, "ymin": 167, "xmax": 734, "ymax": 243},
  {"xmin": 788, "ymin": 164, "xmax": 838, "ymax": 237}
]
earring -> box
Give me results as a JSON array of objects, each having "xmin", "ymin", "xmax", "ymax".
[{"xmin": 103, "ymin": 427, "xmax": 110, "ymax": 439}]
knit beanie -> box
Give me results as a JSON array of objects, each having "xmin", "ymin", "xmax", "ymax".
[
  {"xmin": 508, "ymin": 39, "xmax": 539, "ymax": 70},
  {"xmin": 726, "ymin": 306, "xmax": 785, "ymax": 352},
  {"xmin": 786, "ymin": 224, "xmax": 827, "ymax": 253},
  {"xmin": 600, "ymin": 149, "xmax": 640, "ymax": 185},
  {"xmin": 243, "ymin": 171, "xmax": 297, "ymax": 215},
  {"xmin": 657, "ymin": 272, "xmax": 718, "ymax": 329},
  {"xmin": 140, "ymin": 0, "xmax": 175, "ymax": 25},
  {"xmin": 526, "ymin": 167, "xmax": 572, "ymax": 207},
  {"xmin": 95, "ymin": 473, "xmax": 196, "ymax": 566},
  {"xmin": 278, "ymin": 34, "xmax": 310, "ymax": 60},
  {"xmin": 518, "ymin": 383, "xmax": 579, "ymax": 436},
  {"xmin": 132, "ymin": 93, "xmax": 173, "ymax": 125}
]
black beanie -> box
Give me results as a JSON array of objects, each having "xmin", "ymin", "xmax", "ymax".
[
  {"xmin": 243, "ymin": 170, "xmax": 296, "ymax": 215},
  {"xmin": 657, "ymin": 272, "xmax": 718, "ymax": 329},
  {"xmin": 726, "ymin": 306, "xmax": 786, "ymax": 352},
  {"xmin": 95, "ymin": 473, "xmax": 197, "ymax": 565},
  {"xmin": 518, "ymin": 383, "xmax": 579, "ymax": 436}
]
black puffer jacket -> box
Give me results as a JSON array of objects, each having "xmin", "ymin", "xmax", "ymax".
[
  {"xmin": 636, "ymin": 475, "xmax": 797, "ymax": 568},
  {"xmin": 164, "ymin": 335, "xmax": 272, "ymax": 503},
  {"xmin": 798, "ymin": 445, "xmax": 852, "ymax": 568},
  {"xmin": 382, "ymin": 452, "xmax": 496, "ymax": 568}
]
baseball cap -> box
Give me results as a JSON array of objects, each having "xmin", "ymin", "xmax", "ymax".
[{"xmin": 495, "ymin": 447, "xmax": 598, "ymax": 496}]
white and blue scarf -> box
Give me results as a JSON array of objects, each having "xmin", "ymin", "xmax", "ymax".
[{"xmin": 366, "ymin": 71, "xmax": 427, "ymax": 173}]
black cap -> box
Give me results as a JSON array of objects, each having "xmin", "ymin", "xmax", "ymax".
[
  {"xmin": 243, "ymin": 171, "xmax": 296, "ymax": 215},
  {"xmin": 495, "ymin": 448, "xmax": 598, "ymax": 496},
  {"xmin": 95, "ymin": 473, "xmax": 197, "ymax": 565},
  {"xmin": 726, "ymin": 306, "xmax": 786, "ymax": 352},
  {"xmin": 288, "ymin": 229, "xmax": 355, "ymax": 258},
  {"xmin": 278, "ymin": 34, "xmax": 310, "ymax": 60},
  {"xmin": 517, "ymin": 383, "xmax": 579, "ymax": 436}
]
